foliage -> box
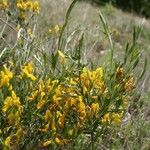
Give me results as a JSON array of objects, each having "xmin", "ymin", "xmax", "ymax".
[
  {"xmin": 81, "ymin": 0, "xmax": 150, "ymax": 17},
  {"xmin": 0, "ymin": 0, "xmax": 147, "ymax": 149}
]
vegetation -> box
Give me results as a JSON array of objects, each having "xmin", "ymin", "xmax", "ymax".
[
  {"xmin": 82, "ymin": 0, "xmax": 150, "ymax": 17},
  {"xmin": 0, "ymin": 0, "xmax": 150, "ymax": 149}
]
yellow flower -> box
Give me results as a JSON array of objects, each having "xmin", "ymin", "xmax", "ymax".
[
  {"xmin": 112, "ymin": 113, "xmax": 122, "ymax": 125},
  {"xmin": 15, "ymin": 111, "xmax": 21, "ymax": 125},
  {"xmin": 4, "ymin": 136, "xmax": 11, "ymax": 147},
  {"xmin": 58, "ymin": 115, "xmax": 65, "ymax": 128},
  {"xmin": 58, "ymin": 50, "xmax": 66, "ymax": 64},
  {"xmin": 21, "ymin": 62, "xmax": 36, "ymax": 81},
  {"xmin": 55, "ymin": 137, "xmax": 62, "ymax": 145},
  {"xmin": 26, "ymin": 1, "xmax": 33, "ymax": 9},
  {"xmin": 27, "ymin": 28, "xmax": 33, "ymax": 37},
  {"xmin": 37, "ymin": 99, "xmax": 45, "ymax": 109},
  {"xmin": 0, "ymin": 0, "xmax": 8, "ymax": 10},
  {"xmin": 91, "ymin": 103, "xmax": 100, "ymax": 117},
  {"xmin": 54, "ymin": 25, "xmax": 60, "ymax": 34},
  {"xmin": 14, "ymin": 127, "xmax": 23, "ymax": 141},
  {"xmin": 17, "ymin": 1, "xmax": 27, "ymax": 10},
  {"xmin": 32, "ymin": 1, "xmax": 40, "ymax": 13},
  {"xmin": 69, "ymin": 98, "xmax": 76, "ymax": 107},
  {"xmin": 12, "ymin": 91, "xmax": 21, "ymax": 107},
  {"xmin": 0, "ymin": 65, "xmax": 13, "ymax": 88},
  {"xmin": 27, "ymin": 90, "xmax": 38, "ymax": 101},
  {"xmin": 39, "ymin": 124, "xmax": 49, "ymax": 132},
  {"xmin": 48, "ymin": 29, "xmax": 52, "ymax": 34},
  {"xmin": 101, "ymin": 113, "xmax": 110, "ymax": 123},
  {"xmin": 51, "ymin": 120, "xmax": 56, "ymax": 132},
  {"xmin": 2, "ymin": 97, "xmax": 13, "ymax": 112},
  {"xmin": 43, "ymin": 140, "xmax": 52, "ymax": 147},
  {"xmin": 44, "ymin": 110, "xmax": 52, "ymax": 122},
  {"xmin": 68, "ymin": 129, "xmax": 74, "ymax": 136},
  {"xmin": 77, "ymin": 96, "xmax": 86, "ymax": 120},
  {"xmin": 2, "ymin": 91, "xmax": 22, "ymax": 112},
  {"xmin": 95, "ymin": 67, "xmax": 104, "ymax": 78},
  {"xmin": 124, "ymin": 76, "xmax": 134, "ymax": 92}
]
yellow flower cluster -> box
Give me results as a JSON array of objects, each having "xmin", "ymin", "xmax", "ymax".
[
  {"xmin": 16, "ymin": 0, "xmax": 40, "ymax": 21},
  {"xmin": 0, "ymin": 0, "xmax": 40, "ymax": 12},
  {"xmin": 0, "ymin": 0, "xmax": 8, "ymax": 10},
  {"xmin": 2, "ymin": 90, "xmax": 22, "ymax": 112},
  {"xmin": 17, "ymin": 0, "xmax": 40, "ymax": 13},
  {"xmin": 101, "ymin": 112, "xmax": 122, "ymax": 125},
  {"xmin": 0, "ymin": 62, "xmax": 135, "ymax": 149},
  {"xmin": 49, "ymin": 25, "xmax": 61, "ymax": 35},
  {"xmin": 0, "ymin": 65, "xmax": 13, "ymax": 88},
  {"xmin": 20, "ymin": 62, "xmax": 36, "ymax": 80}
]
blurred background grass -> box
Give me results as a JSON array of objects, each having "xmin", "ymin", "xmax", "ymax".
[{"xmin": 80, "ymin": 0, "xmax": 150, "ymax": 18}]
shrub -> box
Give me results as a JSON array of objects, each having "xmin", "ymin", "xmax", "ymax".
[{"xmin": 0, "ymin": 0, "xmax": 146, "ymax": 149}]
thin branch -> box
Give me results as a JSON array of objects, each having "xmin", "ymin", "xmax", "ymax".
[
  {"xmin": 0, "ymin": 17, "xmax": 43, "ymax": 53},
  {"xmin": 1, "ymin": 36, "xmax": 11, "ymax": 49},
  {"xmin": 0, "ymin": 17, "xmax": 32, "ymax": 43}
]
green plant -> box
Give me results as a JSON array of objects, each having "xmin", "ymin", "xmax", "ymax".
[{"xmin": 0, "ymin": 0, "xmax": 147, "ymax": 149}]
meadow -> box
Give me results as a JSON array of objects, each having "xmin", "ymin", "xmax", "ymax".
[{"xmin": 0, "ymin": 0, "xmax": 150, "ymax": 149}]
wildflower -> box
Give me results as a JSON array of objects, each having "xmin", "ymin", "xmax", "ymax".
[
  {"xmin": 101, "ymin": 113, "xmax": 110, "ymax": 123},
  {"xmin": 58, "ymin": 50, "xmax": 66, "ymax": 64},
  {"xmin": 43, "ymin": 140, "xmax": 52, "ymax": 147},
  {"xmin": 37, "ymin": 99, "xmax": 46, "ymax": 109},
  {"xmin": 68, "ymin": 129, "xmax": 74, "ymax": 136},
  {"xmin": 124, "ymin": 76, "xmax": 134, "ymax": 92},
  {"xmin": 27, "ymin": 28, "xmax": 33, "ymax": 37},
  {"xmin": 15, "ymin": 111, "xmax": 21, "ymax": 125},
  {"xmin": 48, "ymin": 29, "xmax": 52, "ymax": 34},
  {"xmin": 8, "ymin": 84, "xmax": 13, "ymax": 91},
  {"xmin": 17, "ymin": 1, "xmax": 27, "ymax": 10},
  {"xmin": 27, "ymin": 90, "xmax": 38, "ymax": 101},
  {"xmin": 44, "ymin": 110, "xmax": 52, "ymax": 122},
  {"xmin": 39, "ymin": 124, "xmax": 49, "ymax": 132},
  {"xmin": 2, "ymin": 91, "xmax": 22, "ymax": 112},
  {"xmin": 51, "ymin": 120, "xmax": 56, "ymax": 132},
  {"xmin": 26, "ymin": 1, "xmax": 33, "ymax": 10},
  {"xmin": 55, "ymin": 137, "xmax": 62, "ymax": 145},
  {"xmin": 54, "ymin": 25, "xmax": 60, "ymax": 34},
  {"xmin": 53, "ymin": 95, "xmax": 61, "ymax": 105},
  {"xmin": 14, "ymin": 127, "xmax": 23, "ymax": 141},
  {"xmin": 69, "ymin": 98, "xmax": 76, "ymax": 107},
  {"xmin": 58, "ymin": 115, "xmax": 65, "ymax": 128},
  {"xmin": 0, "ymin": 0, "xmax": 8, "ymax": 10},
  {"xmin": 112, "ymin": 113, "xmax": 122, "ymax": 125},
  {"xmin": 77, "ymin": 96, "xmax": 86, "ymax": 120},
  {"xmin": 32, "ymin": 1, "xmax": 40, "ymax": 13},
  {"xmin": 4, "ymin": 136, "xmax": 11, "ymax": 147},
  {"xmin": 21, "ymin": 62, "xmax": 36, "ymax": 81},
  {"xmin": 91, "ymin": 103, "xmax": 100, "ymax": 117},
  {"xmin": 0, "ymin": 65, "xmax": 13, "ymax": 88},
  {"xmin": 95, "ymin": 67, "xmax": 104, "ymax": 78}
]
